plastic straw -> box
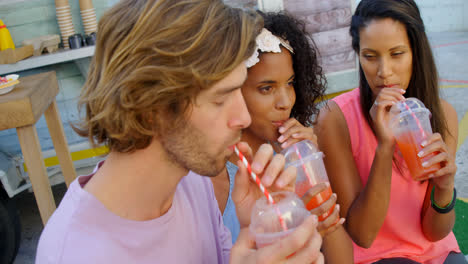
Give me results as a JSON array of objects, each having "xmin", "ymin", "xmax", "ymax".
[
  {"xmin": 294, "ymin": 144, "xmax": 315, "ymax": 186},
  {"xmin": 234, "ymin": 146, "xmax": 288, "ymax": 231},
  {"xmin": 403, "ymin": 101, "xmax": 427, "ymax": 139}
]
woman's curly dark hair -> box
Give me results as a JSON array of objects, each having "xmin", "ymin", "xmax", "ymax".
[{"xmin": 260, "ymin": 11, "xmax": 327, "ymax": 126}]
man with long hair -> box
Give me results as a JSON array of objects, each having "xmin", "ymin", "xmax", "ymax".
[{"xmin": 35, "ymin": 0, "xmax": 323, "ymax": 263}]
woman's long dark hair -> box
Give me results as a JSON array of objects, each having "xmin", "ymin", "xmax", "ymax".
[
  {"xmin": 261, "ymin": 12, "xmax": 327, "ymax": 126},
  {"xmin": 350, "ymin": 0, "xmax": 448, "ymax": 139}
]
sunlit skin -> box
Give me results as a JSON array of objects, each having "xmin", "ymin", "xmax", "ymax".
[
  {"xmin": 189, "ymin": 64, "xmax": 323, "ymax": 262},
  {"xmin": 219, "ymin": 47, "xmax": 345, "ymax": 237},
  {"xmin": 316, "ymin": 17, "xmax": 459, "ymax": 250},
  {"xmin": 240, "ymin": 47, "xmax": 296, "ymax": 152},
  {"xmin": 235, "ymin": 48, "xmax": 351, "ymax": 263},
  {"xmin": 360, "ymin": 18, "xmax": 410, "ymax": 145},
  {"xmin": 240, "ymin": 47, "xmax": 317, "ymax": 153},
  {"xmin": 359, "ymin": 18, "xmax": 413, "ymax": 100},
  {"xmin": 85, "ymin": 63, "xmax": 252, "ymax": 221},
  {"xmin": 160, "ymin": 63, "xmax": 251, "ymax": 177},
  {"xmin": 362, "ymin": 19, "xmax": 459, "ymax": 244},
  {"xmin": 213, "ymin": 48, "xmax": 297, "ymax": 214},
  {"xmin": 82, "ymin": 62, "xmax": 324, "ymax": 263}
]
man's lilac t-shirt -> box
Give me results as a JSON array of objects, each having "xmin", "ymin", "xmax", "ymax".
[{"xmin": 36, "ymin": 163, "xmax": 232, "ymax": 263}]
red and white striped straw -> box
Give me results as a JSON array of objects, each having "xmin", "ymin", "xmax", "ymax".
[{"xmin": 234, "ymin": 146, "xmax": 288, "ymax": 231}]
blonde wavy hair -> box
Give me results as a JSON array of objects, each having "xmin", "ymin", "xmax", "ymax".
[{"xmin": 74, "ymin": 0, "xmax": 262, "ymax": 153}]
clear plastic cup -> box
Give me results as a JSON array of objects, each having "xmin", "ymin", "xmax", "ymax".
[
  {"xmin": 250, "ymin": 191, "xmax": 311, "ymax": 248},
  {"xmin": 281, "ymin": 140, "xmax": 335, "ymax": 221},
  {"xmin": 389, "ymin": 98, "xmax": 442, "ymax": 181}
]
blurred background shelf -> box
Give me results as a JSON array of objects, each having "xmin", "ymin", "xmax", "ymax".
[{"xmin": 0, "ymin": 46, "xmax": 95, "ymax": 76}]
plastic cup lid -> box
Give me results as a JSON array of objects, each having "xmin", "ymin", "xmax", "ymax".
[
  {"xmin": 389, "ymin": 97, "xmax": 431, "ymax": 124},
  {"xmin": 281, "ymin": 140, "xmax": 324, "ymax": 169},
  {"xmin": 250, "ymin": 191, "xmax": 309, "ymax": 235}
]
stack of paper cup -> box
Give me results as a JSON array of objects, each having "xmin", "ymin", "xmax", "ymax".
[
  {"xmin": 80, "ymin": 0, "xmax": 97, "ymax": 35},
  {"xmin": 55, "ymin": 0, "xmax": 75, "ymax": 49}
]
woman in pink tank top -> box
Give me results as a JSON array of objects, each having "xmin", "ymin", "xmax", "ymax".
[{"xmin": 315, "ymin": 0, "xmax": 465, "ymax": 263}]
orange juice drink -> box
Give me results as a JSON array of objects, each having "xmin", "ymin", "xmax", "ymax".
[
  {"xmin": 282, "ymin": 140, "xmax": 336, "ymax": 222},
  {"xmin": 396, "ymin": 131, "xmax": 441, "ymax": 181},
  {"xmin": 296, "ymin": 182, "xmax": 334, "ymax": 221},
  {"xmin": 390, "ymin": 98, "xmax": 442, "ymax": 181}
]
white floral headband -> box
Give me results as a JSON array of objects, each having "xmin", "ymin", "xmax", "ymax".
[{"xmin": 245, "ymin": 28, "xmax": 294, "ymax": 68}]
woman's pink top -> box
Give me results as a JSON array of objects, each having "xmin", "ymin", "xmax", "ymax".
[{"xmin": 333, "ymin": 88, "xmax": 460, "ymax": 264}]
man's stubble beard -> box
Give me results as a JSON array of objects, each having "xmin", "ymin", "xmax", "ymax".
[{"xmin": 159, "ymin": 121, "xmax": 237, "ymax": 177}]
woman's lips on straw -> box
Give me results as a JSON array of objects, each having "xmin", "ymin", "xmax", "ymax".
[
  {"xmin": 272, "ymin": 120, "xmax": 287, "ymax": 127},
  {"xmin": 378, "ymin": 84, "xmax": 399, "ymax": 88}
]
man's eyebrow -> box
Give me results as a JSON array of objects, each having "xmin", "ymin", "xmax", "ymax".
[
  {"xmin": 288, "ymin": 74, "xmax": 295, "ymax": 81},
  {"xmin": 214, "ymin": 73, "xmax": 248, "ymax": 96},
  {"xmin": 214, "ymin": 85, "xmax": 242, "ymax": 96}
]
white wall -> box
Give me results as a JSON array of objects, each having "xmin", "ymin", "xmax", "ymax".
[
  {"xmin": 258, "ymin": 0, "xmax": 283, "ymax": 12},
  {"xmin": 355, "ymin": 0, "xmax": 468, "ymax": 32},
  {"xmin": 416, "ymin": 0, "xmax": 468, "ymax": 32}
]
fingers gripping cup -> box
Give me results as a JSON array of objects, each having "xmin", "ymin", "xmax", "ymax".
[
  {"xmin": 389, "ymin": 98, "xmax": 442, "ymax": 181},
  {"xmin": 281, "ymin": 140, "xmax": 335, "ymax": 221},
  {"xmin": 250, "ymin": 191, "xmax": 311, "ymax": 248}
]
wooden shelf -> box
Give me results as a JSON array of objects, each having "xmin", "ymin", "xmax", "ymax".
[{"xmin": 0, "ymin": 46, "xmax": 95, "ymax": 75}]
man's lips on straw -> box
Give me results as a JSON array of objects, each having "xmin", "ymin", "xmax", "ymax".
[{"xmin": 228, "ymin": 139, "xmax": 241, "ymax": 151}]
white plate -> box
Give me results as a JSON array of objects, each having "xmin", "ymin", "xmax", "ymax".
[{"xmin": 0, "ymin": 74, "xmax": 19, "ymax": 95}]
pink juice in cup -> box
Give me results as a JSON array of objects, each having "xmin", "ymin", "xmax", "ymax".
[
  {"xmin": 250, "ymin": 191, "xmax": 310, "ymax": 248},
  {"xmin": 281, "ymin": 140, "xmax": 335, "ymax": 221}
]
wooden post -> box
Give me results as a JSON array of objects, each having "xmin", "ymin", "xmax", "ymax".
[
  {"xmin": 17, "ymin": 125, "xmax": 56, "ymax": 225},
  {"xmin": 44, "ymin": 100, "xmax": 77, "ymax": 187}
]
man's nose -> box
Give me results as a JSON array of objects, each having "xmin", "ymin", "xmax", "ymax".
[{"xmin": 228, "ymin": 89, "xmax": 251, "ymax": 129}]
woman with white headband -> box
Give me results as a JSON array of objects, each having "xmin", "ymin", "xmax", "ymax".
[{"xmin": 210, "ymin": 12, "xmax": 353, "ymax": 263}]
